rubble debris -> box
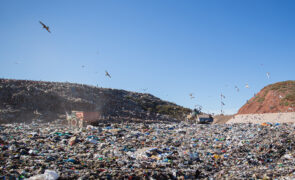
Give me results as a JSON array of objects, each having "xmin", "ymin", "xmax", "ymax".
[
  {"xmin": 2, "ymin": 121, "xmax": 295, "ymax": 179},
  {"xmin": 69, "ymin": 136, "xmax": 77, "ymax": 146},
  {"xmin": 66, "ymin": 111, "xmax": 101, "ymax": 128},
  {"xmin": 0, "ymin": 79, "xmax": 191, "ymax": 123},
  {"xmin": 28, "ymin": 170, "xmax": 59, "ymax": 180}
]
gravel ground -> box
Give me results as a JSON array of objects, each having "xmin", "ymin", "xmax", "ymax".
[{"xmin": 227, "ymin": 112, "xmax": 295, "ymax": 124}]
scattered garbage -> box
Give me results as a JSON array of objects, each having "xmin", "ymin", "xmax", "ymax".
[
  {"xmin": 1, "ymin": 121, "xmax": 295, "ymax": 179},
  {"xmin": 69, "ymin": 136, "xmax": 77, "ymax": 146},
  {"xmin": 0, "ymin": 79, "xmax": 189, "ymax": 124},
  {"xmin": 28, "ymin": 170, "xmax": 59, "ymax": 180}
]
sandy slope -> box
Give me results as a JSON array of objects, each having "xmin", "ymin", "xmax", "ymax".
[{"xmin": 227, "ymin": 112, "xmax": 295, "ymax": 124}]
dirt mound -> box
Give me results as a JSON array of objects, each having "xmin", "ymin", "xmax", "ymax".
[
  {"xmin": 0, "ymin": 79, "xmax": 191, "ymax": 123},
  {"xmin": 238, "ymin": 81, "xmax": 295, "ymax": 114},
  {"xmin": 213, "ymin": 115, "xmax": 234, "ymax": 124}
]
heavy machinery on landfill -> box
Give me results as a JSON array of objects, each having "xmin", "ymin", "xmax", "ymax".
[
  {"xmin": 197, "ymin": 114, "xmax": 214, "ymax": 124},
  {"xmin": 66, "ymin": 111, "xmax": 101, "ymax": 128},
  {"xmin": 186, "ymin": 108, "xmax": 213, "ymax": 124}
]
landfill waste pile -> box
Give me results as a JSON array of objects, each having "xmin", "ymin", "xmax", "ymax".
[
  {"xmin": 0, "ymin": 79, "xmax": 191, "ymax": 123},
  {"xmin": 1, "ymin": 120, "xmax": 295, "ymax": 179}
]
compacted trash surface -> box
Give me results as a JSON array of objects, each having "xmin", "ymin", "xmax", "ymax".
[{"xmin": 1, "ymin": 121, "xmax": 295, "ymax": 179}]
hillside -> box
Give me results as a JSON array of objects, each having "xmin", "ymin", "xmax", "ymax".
[
  {"xmin": 0, "ymin": 79, "xmax": 191, "ymax": 123},
  {"xmin": 238, "ymin": 81, "xmax": 295, "ymax": 114}
]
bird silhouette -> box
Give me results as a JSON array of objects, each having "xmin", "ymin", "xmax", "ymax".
[
  {"xmin": 39, "ymin": 21, "xmax": 51, "ymax": 33},
  {"xmin": 221, "ymin": 94, "xmax": 226, "ymax": 99},
  {"xmin": 189, "ymin": 93, "xmax": 195, "ymax": 99},
  {"xmin": 105, "ymin": 71, "xmax": 111, "ymax": 78}
]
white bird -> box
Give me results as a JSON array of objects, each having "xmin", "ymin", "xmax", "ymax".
[
  {"xmin": 245, "ymin": 83, "xmax": 249, "ymax": 88},
  {"xmin": 266, "ymin": 72, "xmax": 270, "ymax": 79}
]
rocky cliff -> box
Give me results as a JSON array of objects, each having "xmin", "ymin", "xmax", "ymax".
[
  {"xmin": 238, "ymin": 81, "xmax": 295, "ymax": 114},
  {"xmin": 0, "ymin": 79, "xmax": 191, "ymax": 123}
]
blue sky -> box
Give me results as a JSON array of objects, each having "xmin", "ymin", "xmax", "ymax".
[{"xmin": 1, "ymin": 0, "xmax": 295, "ymax": 114}]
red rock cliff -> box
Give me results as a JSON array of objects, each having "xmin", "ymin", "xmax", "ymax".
[{"xmin": 238, "ymin": 81, "xmax": 295, "ymax": 114}]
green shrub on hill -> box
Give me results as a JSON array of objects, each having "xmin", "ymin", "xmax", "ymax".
[{"xmin": 267, "ymin": 81, "xmax": 295, "ymax": 105}]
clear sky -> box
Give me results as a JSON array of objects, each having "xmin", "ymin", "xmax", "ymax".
[{"xmin": 1, "ymin": 0, "xmax": 295, "ymax": 114}]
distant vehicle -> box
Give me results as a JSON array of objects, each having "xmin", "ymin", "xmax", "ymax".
[
  {"xmin": 66, "ymin": 111, "xmax": 100, "ymax": 128},
  {"xmin": 198, "ymin": 114, "xmax": 214, "ymax": 124},
  {"xmin": 186, "ymin": 109, "xmax": 213, "ymax": 124}
]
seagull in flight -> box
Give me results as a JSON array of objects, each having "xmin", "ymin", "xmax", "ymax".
[
  {"xmin": 105, "ymin": 71, "xmax": 111, "ymax": 78},
  {"xmin": 39, "ymin": 21, "xmax": 51, "ymax": 33},
  {"xmin": 221, "ymin": 94, "xmax": 226, "ymax": 99},
  {"xmin": 266, "ymin": 72, "xmax": 270, "ymax": 79}
]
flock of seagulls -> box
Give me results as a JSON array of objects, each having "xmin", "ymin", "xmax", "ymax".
[
  {"xmin": 232, "ymin": 72, "xmax": 270, "ymax": 92},
  {"xmin": 189, "ymin": 71, "xmax": 271, "ymax": 113},
  {"xmin": 37, "ymin": 20, "xmax": 276, "ymax": 114},
  {"xmin": 188, "ymin": 70, "xmax": 271, "ymax": 113}
]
